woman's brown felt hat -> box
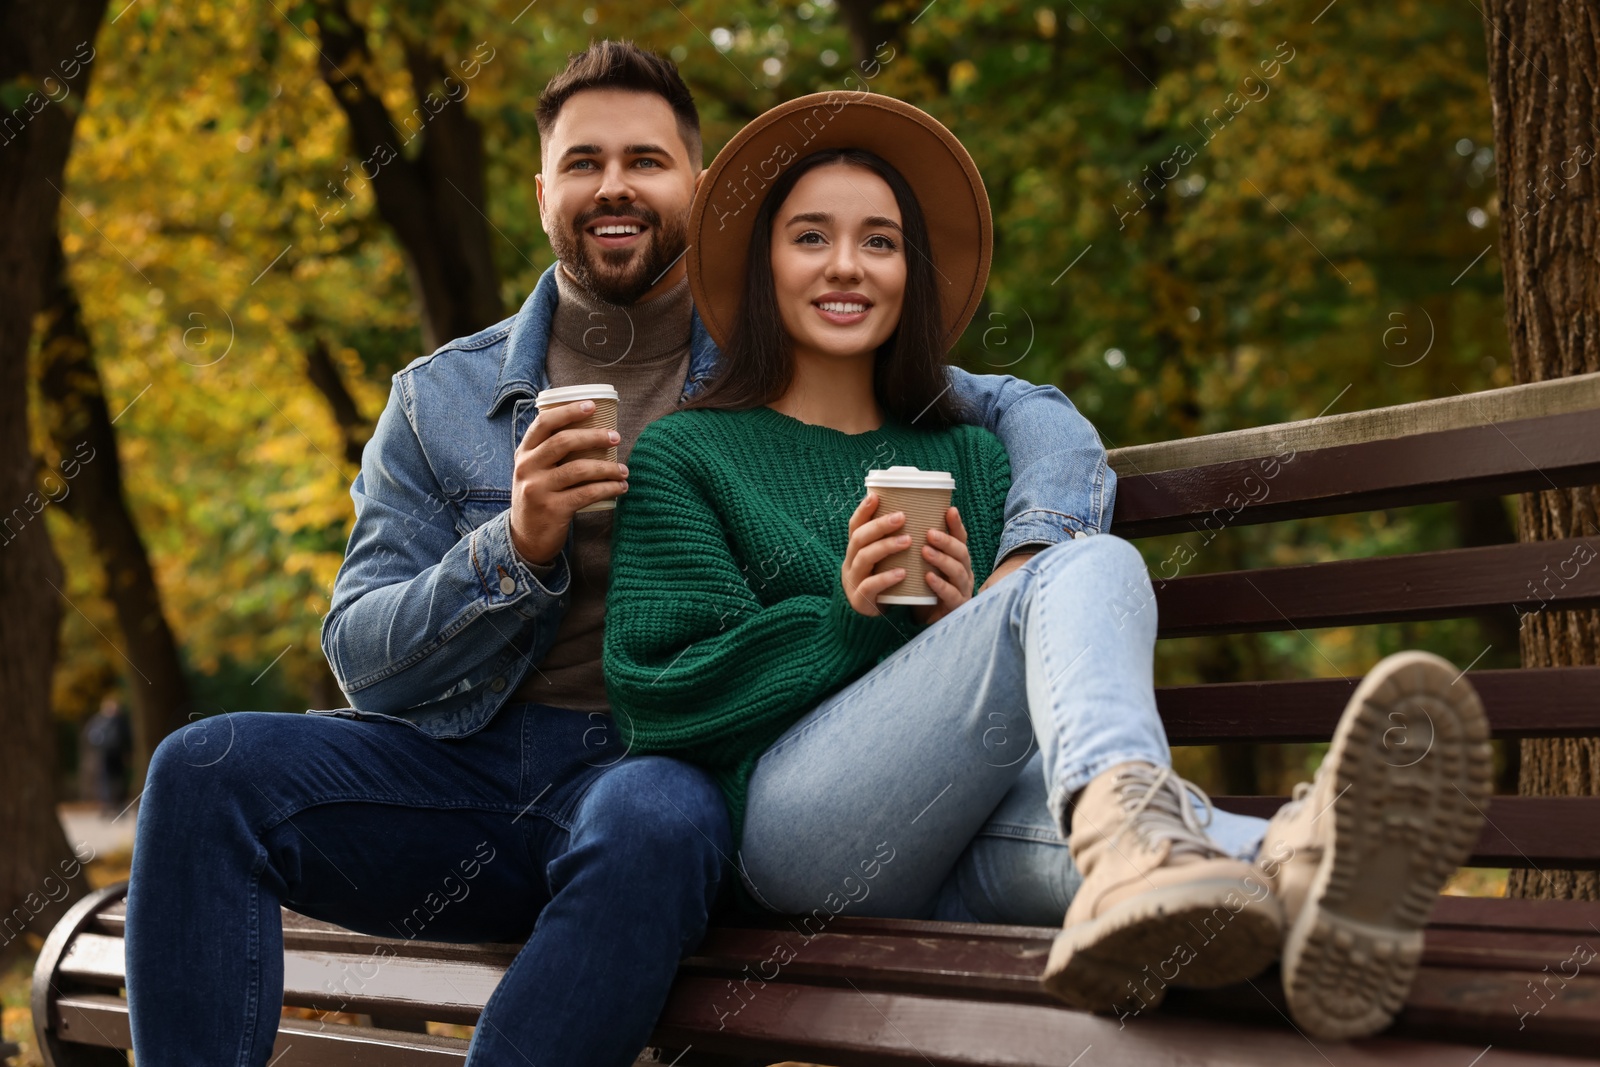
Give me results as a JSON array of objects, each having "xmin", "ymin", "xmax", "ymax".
[{"xmin": 687, "ymin": 90, "xmax": 993, "ymax": 355}]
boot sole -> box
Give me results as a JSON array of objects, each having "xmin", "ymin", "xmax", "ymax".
[
  {"xmin": 1041, "ymin": 877, "xmax": 1283, "ymax": 1015},
  {"xmin": 1283, "ymin": 651, "xmax": 1493, "ymax": 1039}
]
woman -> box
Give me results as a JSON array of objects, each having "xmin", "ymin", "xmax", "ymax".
[{"xmin": 602, "ymin": 93, "xmax": 1492, "ymax": 1038}]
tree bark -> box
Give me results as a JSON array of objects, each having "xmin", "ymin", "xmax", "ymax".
[
  {"xmin": 311, "ymin": 0, "xmax": 503, "ymax": 352},
  {"xmin": 836, "ymin": 0, "xmax": 900, "ymax": 69},
  {"xmin": 0, "ymin": 0, "xmax": 109, "ymax": 966},
  {"xmin": 1482, "ymin": 0, "xmax": 1600, "ymax": 902},
  {"xmin": 300, "ymin": 322, "xmax": 372, "ymax": 467},
  {"xmin": 38, "ymin": 232, "xmax": 194, "ymax": 789}
]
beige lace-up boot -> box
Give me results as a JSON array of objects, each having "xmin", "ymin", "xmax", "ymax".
[
  {"xmin": 1255, "ymin": 650, "xmax": 1493, "ymax": 1039},
  {"xmin": 1041, "ymin": 762, "xmax": 1283, "ymax": 1015}
]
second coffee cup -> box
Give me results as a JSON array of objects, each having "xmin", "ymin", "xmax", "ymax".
[
  {"xmin": 863, "ymin": 466, "xmax": 956, "ymax": 605},
  {"xmin": 536, "ymin": 384, "xmax": 620, "ymax": 513}
]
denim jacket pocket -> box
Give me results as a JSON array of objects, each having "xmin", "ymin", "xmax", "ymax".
[{"xmin": 453, "ymin": 492, "xmax": 513, "ymax": 540}]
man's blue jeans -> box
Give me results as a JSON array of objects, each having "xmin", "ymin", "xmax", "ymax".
[{"xmin": 125, "ymin": 702, "xmax": 730, "ymax": 1066}]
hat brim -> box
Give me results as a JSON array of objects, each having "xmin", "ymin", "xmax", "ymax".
[{"xmin": 687, "ymin": 91, "xmax": 993, "ymax": 355}]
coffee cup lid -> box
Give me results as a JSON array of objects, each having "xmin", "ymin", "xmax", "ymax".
[
  {"xmin": 535, "ymin": 384, "xmax": 619, "ymax": 407},
  {"xmin": 864, "ymin": 465, "xmax": 956, "ymax": 490}
]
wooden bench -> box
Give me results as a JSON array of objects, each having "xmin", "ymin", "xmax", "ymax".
[{"xmin": 34, "ymin": 373, "xmax": 1600, "ymax": 1065}]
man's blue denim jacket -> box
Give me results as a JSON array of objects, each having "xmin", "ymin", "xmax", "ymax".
[{"xmin": 316, "ymin": 263, "xmax": 1116, "ymax": 739}]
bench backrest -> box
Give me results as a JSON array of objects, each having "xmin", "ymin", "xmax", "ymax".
[{"xmin": 1108, "ymin": 371, "xmax": 1600, "ymax": 871}]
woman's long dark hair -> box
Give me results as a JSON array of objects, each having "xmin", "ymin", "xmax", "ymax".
[{"xmin": 687, "ymin": 148, "xmax": 969, "ymax": 431}]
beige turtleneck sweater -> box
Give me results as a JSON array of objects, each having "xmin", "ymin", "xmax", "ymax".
[{"xmin": 512, "ymin": 265, "xmax": 694, "ymax": 713}]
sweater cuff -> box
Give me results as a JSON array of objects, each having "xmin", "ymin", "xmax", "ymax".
[{"xmin": 827, "ymin": 583, "xmax": 908, "ymax": 662}]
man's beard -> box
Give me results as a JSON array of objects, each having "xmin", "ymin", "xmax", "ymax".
[{"xmin": 550, "ymin": 205, "xmax": 689, "ymax": 305}]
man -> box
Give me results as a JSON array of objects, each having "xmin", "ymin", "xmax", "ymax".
[
  {"xmin": 80, "ymin": 695, "xmax": 131, "ymax": 814},
  {"xmin": 125, "ymin": 40, "xmax": 1110, "ymax": 1065}
]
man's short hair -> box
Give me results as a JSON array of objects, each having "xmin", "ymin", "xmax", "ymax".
[{"xmin": 536, "ymin": 39, "xmax": 702, "ymax": 170}]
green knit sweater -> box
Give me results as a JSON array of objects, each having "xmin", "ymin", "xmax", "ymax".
[{"xmin": 603, "ymin": 404, "xmax": 1012, "ymax": 840}]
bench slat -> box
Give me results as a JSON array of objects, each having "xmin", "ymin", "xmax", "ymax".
[
  {"xmin": 66, "ymin": 897, "xmax": 1600, "ymax": 1019},
  {"xmin": 54, "ymin": 932, "xmax": 494, "ymax": 1025},
  {"xmin": 86, "ymin": 905, "xmax": 524, "ymax": 969},
  {"xmin": 1418, "ymin": 927, "xmax": 1600, "ymax": 971},
  {"xmin": 1400, "ymin": 968, "xmax": 1600, "ymax": 1051},
  {"xmin": 49, "ymin": 994, "xmax": 469, "ymax": 1063},
  {"xmin": 684, "ymin": 926, "xmax": 1054, "ymax": 1004},
  {"xmin": 1158, "ymin": 667, "xmax": 1600, "ymax": 743},
  {"xmin": 1108, "ymin": 372, "xmax": 1600, "ymax": 476},
  {"xmin": 278, "ymin": 950, "xmax": 498, "ymax": 1025},
  {"xmin": 1429, "ymin": 895, "xmax": 1600, "ymax": 933},
  {"xmin": 56, "ymin": 980, "xmax": 1587, "ymax": 1067},
  {"xmin": 685, "ymin": 923, "xmax": 1595, "ymax": 1000},
  {"xmin": 653, "ymin": 973, "xmax": 1590, "ymax": 1066},
  {"xmin": 1212, "ymin": 796, "xmax": 1600, "ymax": 869},
  {"xmin": 54, "ymin": 934, "xmax": 124, "ymax": 990},
  {"xmin": 1155, "ymin": 968, "xmax": 1600, "ymax": 1056},
  {"xmin": 72, "ymin": 902, "xmax": 1600, "ymax": 991},
  {"xmin": 713, "ymin": 897, "xmax": 1600, "ymax": 942},
  {"xmin": 1153, "ymin": 537, "xmax": 1600, "ymax": 637},
  {"xmin": 1114, "ymin": 408, "xmax": 1600, "ymax": 538}
]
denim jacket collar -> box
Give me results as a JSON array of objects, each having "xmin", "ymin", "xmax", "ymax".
[{"xmin": 487, "ymin": 262, "xmax": 722, "ymax": 420}]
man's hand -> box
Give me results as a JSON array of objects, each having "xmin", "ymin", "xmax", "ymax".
[
  {"xmin": 510, "ymin": 401, "xmax": 629, "ymax": 565},
  {"xmin": 978, "ymin": 549, "xmax": 1038, "ymax": 593}
]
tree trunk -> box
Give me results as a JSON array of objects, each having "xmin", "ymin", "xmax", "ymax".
[
  {"xmin": 836, "ymin": 0, "xmax": 899, "ymax": 69},
  {"xmin": 38, "ymin": 232, "xmax": 193, "ymax": 789},
  {"xmin": 311, "ymin": 0, "xmax": 503, "ymax": 352},
  {"xmin": 300, "ymin": 320, "xmax": 372, "ymax": 467},
  {"xmin": 1482, "ymin": 0, "xmax": 1600, "ymax": 902},
  {"xmin": 0, "ymin": 0, "xmax": 109, "ymax": 966}
]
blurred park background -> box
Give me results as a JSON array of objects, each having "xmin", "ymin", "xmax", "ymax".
[{"xmin": 3, "ymin": 0, "xmax": 1596, "ymax": 1057}]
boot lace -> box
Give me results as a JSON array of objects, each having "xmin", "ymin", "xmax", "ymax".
[
  {"xmin": 1107, "ymin": 764, "xmax": 1229, "ymax": 859},
  {"xmin": 1272, "ymin": 767, "xmax": 1322, "ymax": 822}
]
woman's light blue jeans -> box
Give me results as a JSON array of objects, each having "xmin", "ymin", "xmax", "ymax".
[{"xmin": 738, "ymin": 533, "xmax": 1269, "ymax": 925}]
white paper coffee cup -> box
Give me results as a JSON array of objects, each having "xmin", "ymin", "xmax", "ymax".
[
  {"xmin": 863, "ymin": 466, "xmax": 956, "ymax": 605},
  {"xmin": 536, "ymin": 384, "xmax": 620, "ymax": 513}
]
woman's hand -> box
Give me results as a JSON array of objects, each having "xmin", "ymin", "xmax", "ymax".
[
  {"xmin": 841, "ymin": 491, "xmax": 912, "ymax": 617},
  {"xmin": 911, "ymin": 506, "xmax": 972, "ymax": 625}
]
